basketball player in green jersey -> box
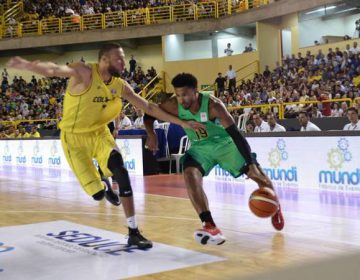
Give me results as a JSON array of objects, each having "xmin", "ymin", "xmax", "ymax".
[{"xmin": 144, "ymin": 73, "xmax": 284, "ymax": 245}]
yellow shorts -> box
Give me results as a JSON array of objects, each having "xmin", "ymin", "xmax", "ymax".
[{"xmin": 60, "ymin": 127, "xmax": 117, "ymax": 196}]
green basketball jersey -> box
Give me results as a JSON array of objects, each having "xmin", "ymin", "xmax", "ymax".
[{"xmin": 177, "ymin": 93, "xmax": 229, "ymax": 143}]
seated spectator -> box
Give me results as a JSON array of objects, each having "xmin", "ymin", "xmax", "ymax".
[
  {"xmin": 253, "ymin": 112, "xmax": 270, "ymax": 132},
  {"xmin": 120, "ymin": 111, "xmax": 132, "ymax": 129},
  {"xmin": 350, "ymin": 41, "xmax": 360, "ymax": 55},
  {"xmin": 267, "ymin": 113, "xmax": 286, "ymax": 132},
  {"xmin": 30, "ymin": 126, "xmax": 41, "ymax": 138},
  {"xmin": 245, "ymin": 121, "xmax": 255, "ymax": 133},
  {"xmin": 19, "ymin": 126, "xmax": 30, "ymax": 138},
  {"xmin": 331, "ymin": 102, "xmax": 343, "ymax": 117},
  {"xmin": 343, "ymin": 107, "xmax": 360, "ymax": 130},
  {"xmin": 298, "ymin": 111, "xmax": 321, "ymax": 131},
  {"xmin": 133, "ymin": 109, "xmax": 144, "ymax": 129},
  {"xmin": 311, "ymin": 106, "xmax": 323, "ymax": 118}
]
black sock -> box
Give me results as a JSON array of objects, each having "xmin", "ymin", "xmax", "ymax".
[
  {"xmin": 128, "ymin": 227, "xmax": 139, "ymax": 235},
  {"xmin": 199, "ymin": 211, "xmax": 216, "ymax": 227}
]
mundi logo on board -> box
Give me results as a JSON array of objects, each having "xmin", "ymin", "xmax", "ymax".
[
  {"xmin": 48, "ymin": 141, "xmax": 61, "ymax": 166},
  {"xmin": 2, "ymin": 142, "xmax": 11, "ymax": 163},
  {"xmin": 319, "ymin": 138, "xmax": 360, "ymax": 191},
  {"xmin": 119, "ymin": 140, "xmax": 136, "ymax": 171},
  {"xmin": 31, "ymin": 141, "xmax": 43, "ymax": 165},
  {"xmin": 16, "ymin": 141, "xmax": 26, "ymax": 165},
  {"xmin": 263, "ymin": 139, "xmax": 298, "ymax": 186}
]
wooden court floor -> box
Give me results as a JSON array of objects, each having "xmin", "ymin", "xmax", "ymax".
[{"xmin": 1, "ymin": 166, "xmax": 360, "ymax": 279}]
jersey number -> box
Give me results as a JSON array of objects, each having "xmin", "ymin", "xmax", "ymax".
[{"xmin": 195, "ymin": 128, "xmax": 208, "ymax": 139}]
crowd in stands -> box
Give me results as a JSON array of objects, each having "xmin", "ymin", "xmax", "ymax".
[
  {"xmin": 2, "ymin": 40, "xmax": 360, "ymax": 138},
  {"xmin": 216, "ymin": 41, "xmax": 360, "ymax": 129},
  {"xmin": 20, "ymin": 0, "xmax": 205, "ymax": 21},
  {"xmin": 0, "ymin": 56, "xmax": 158, "ymax": 138},
  {"xmin": 0, "ymin": 124, "xmax": 41, "ymax": 139}
]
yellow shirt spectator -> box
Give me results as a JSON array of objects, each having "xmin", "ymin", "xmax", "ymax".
[
  {"xmin": 353, "ymin": 75, "xmax": 360, "ymax": 87},
  {"xmin": 30, "ymin": 132, "xmax": 41, "ymax": 138},
  {"xmin": 49, "ymin": 96, "xmax": 57, "ymax": 105}
]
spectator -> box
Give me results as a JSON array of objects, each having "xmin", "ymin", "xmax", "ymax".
[
  {"xmin": 224, "ymin": 43, "xmax": 234, "ymax": 56},
  {"xmin": 253, "ymin": 112, "xmax": 270, "ymax": 132},
  {"xmin": 331, "ymin": 103, "xmax": 343, "ymax": 117},
  {"xmin": 129, "ymin": 55, "xmax": 136, "ymax": 77},
  {"xmin": 120, "ymin": 111, "xmax": 132, "ymax": 129},
  {"xmin": 30, "ymin": 126, "xmax": 41, "ymax": 138},
  {"xmin": 263, "ymin": 65, "xmax": 271, "ymax": 78},
  {"xmin": 243, "ymin": 43, "xmax": 255, "ymax": 53},
  {"xmin": 226, "ymin": 65, "xmax": 236, "ymax": 94},
  {"xmin": 298, "ymin": 111, "xmax": 321, "ymax": 131},
  {"xmin": 245, "ymin": 121, "xmax": 255, "ymax": 133},
  {"xmin": 267, "ymin": 113, "xmax": 286, "ymax": 132},
  {"xmin": 343, "ymin": 107, "xmax": 360, "ymax": 130},
  {"xmin": 350, "ymin": 41, "xmax": 360, "ymax": 55},
  {"xmin": 214, "ymin": 72, "xmax": 226, "ymax": 96},
  {"xmin": 133, "ymin": 109, "xmax": 144, "ymax": 129}
]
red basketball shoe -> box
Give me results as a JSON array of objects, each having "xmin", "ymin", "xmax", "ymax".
[
  {"xmin": 194, "ymin": 223, "xmax": 226, "ymax": 245},
  {"xmin": 271, "ymin": 205, "xmax": 285, "ymax": 231}
]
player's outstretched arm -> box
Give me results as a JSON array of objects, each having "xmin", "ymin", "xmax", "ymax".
[
  {"xmin": 123, "ymin": 82, "xmax": 205, "ymax": 131},
  {"xmin": 143, "ymin": 97, "xmax": 178, "ymax": 153},
  {"xmin": 6, "ymin": 56, "xmax": 82, "ymax": 78}
]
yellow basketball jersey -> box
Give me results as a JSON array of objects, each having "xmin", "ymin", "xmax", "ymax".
[{"xmin": 59, "ymin": 63, "xmax": 124, "ymax": 133}]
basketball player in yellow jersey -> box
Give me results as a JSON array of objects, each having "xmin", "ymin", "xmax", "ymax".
[{"xmin": 7, "ymin": 43, "xmax": 205, "ymax": 249}]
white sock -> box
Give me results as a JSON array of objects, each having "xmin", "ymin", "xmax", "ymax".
[{"xmin": 127, "ymin": 216, "xmax": 138, "ymax": 229}]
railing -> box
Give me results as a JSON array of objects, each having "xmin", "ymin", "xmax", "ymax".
[
  {"xmin": 1, "ymin": 1, "xmax": 23, "ymax": 38},
  {"xmin": 1, "ymin": 97, "xmax": 357, "ymax": 131},
  {"xmin": 123, "ymin": 71, "xmax": 165, "ymax": 111},
  {"xmin": 1, "ymin": 0, "xmax": 18, "ymax": 12},
  {"xmin": 278, "ymin": 98, "xmax": 353, "ymax": 119},
  {"xmin": 235, "ymin": 60, "xmax": 259, "ymax": 83},
  {"xmin": 227, "ymin": 103, "xmax": 281, "ymax": 116},
  {"xmin": 0, "ymin": 0, "xmax": 270, "ymax": 39},
  {"xmin": 354, "ymin": 97, "xmax": 360, "ymax": 105},
  {"xmin": 1, "ymin": 1, "xmax": 23, "ymax": 24}
]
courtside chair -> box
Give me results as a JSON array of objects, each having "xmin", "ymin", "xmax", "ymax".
[{"xmin": 169, "ymin": 135, "xmax": 190, "ymax": 174}]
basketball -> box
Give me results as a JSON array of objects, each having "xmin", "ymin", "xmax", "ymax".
[{"xmin": 249, "ymin": 187, "xmax": 279, "ymax": 218}]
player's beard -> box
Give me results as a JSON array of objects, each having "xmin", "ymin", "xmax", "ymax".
[
  {"xmin": 108, "ymin": 64, "xmax": 121, "ymax": 77},
  {"xmin": 182, "ymin": 103, "xmax": 191, "ymax": 110}
]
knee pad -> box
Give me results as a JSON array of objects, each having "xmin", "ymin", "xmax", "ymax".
[
  {"xmin": 92, "ymin": 189, "xmax": 105, "ymax": 201},
  {"xmin": 107, "ymin": 150, "xmax": 133, "ymax": 197}
]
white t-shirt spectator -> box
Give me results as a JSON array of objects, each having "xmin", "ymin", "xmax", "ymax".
[
  {"xmin": 269, "ymin": 123, "xmax": 286, "ymax": 132},
  {"xmin": 343, "ymin": 120, "xmax": 360, "ymax": 131},
  {"xmin": 349, "ymin": 46, "xmax": 360, "ymax": 55},
  {"xmin": 120, "ymin": 116, "xmax": 132, "ymax": 128},
  {"xmin": 331, "ymin": 108, "xmax": 344, "ymax": 117},
  {"xmin": 226, "ymin": 69, "xmax": 236, "ymax": 80},
  {"xmin": 133, "ymin": 116, "xmax": 144, "ymax": 128},
  {"xmin": 254, "ymin": 121, "xmax": 270, "ymax": 132},
  {"xmin": 300, "ymin": 122, "xmax": 321, "ymax": 131},
  {"xmin": 224, "ymin": 47, "xmax": 234, "ymax": 56}
]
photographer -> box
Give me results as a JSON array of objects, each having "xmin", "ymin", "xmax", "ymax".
[{"xmin": 356, "ymin": 19, "xmax": 360, "ymax": 38}]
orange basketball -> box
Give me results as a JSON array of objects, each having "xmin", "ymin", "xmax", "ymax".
[{"xmin": 249, "ymin": 187, "xmax": 279, "ymax": 218}]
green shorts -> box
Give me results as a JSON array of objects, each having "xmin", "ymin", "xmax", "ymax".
[{"xmin": 181, "ymin": 136, "xmax": 251, "ymax": 177}]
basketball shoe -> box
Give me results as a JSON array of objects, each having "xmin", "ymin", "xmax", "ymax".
[
  {"xmin": 271, "ymin": 205, "xmax": 284, "ymax": 231},
  {"xmin": 101, "ymin": 177, "xmax": 121, "ymax": 206},
  {"xmin": 127, "ymin": 228, "xmax": 153, "ymax": 249},
  {"xmin": 194, "ymin": 222, "xmax": 226, "ymax": 245}
]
